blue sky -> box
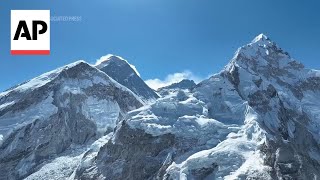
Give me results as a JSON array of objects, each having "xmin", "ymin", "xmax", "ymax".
[{"xmin": 0, "ymin": 0, "xmax": 320, "ymax": 91}]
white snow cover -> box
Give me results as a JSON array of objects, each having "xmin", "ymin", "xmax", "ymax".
[
  {"xmin": 59, "ymin": 77, "xmax": 123, "ymax": 132},
  {"xmin": 25, "ymin": 134, "xmax": 113, "ymax": 180},
  {"xmin": 0, "ymin": 101, "xmax": 15, "ymax": 110},
  {"xmin": 82, "ymin": 97, "xmax": 120, "ymax": 134},
  {"xmin": 0, "ymin": 134, "xmax": 3, "ymax": 146},
  {"xmin": 69, "ymin": 133, "xmax": 113, "ymax": 179},
  {"xmin": 60, "ymin": 79, "xmax": 96, "ymax": 95},
  {"xmin": 127, "ymin": 90, "xmax": 230, "ymax": 137},
  {"xmin": 194, "ymin": 74, "xmax": 247, "ymax": 125},
  {"xmin": 24, "ymin": 146, "xmax": 87, "ymax": 180},
  {"xmin": 0, "ymin": 93, "xmax": 58, "ymax": 138},
  {"xmin": 0, "ymin": 60, "xmax": 86, "ymax": 98},
  {"xmin": 165, "ymin": 106, "xmax": 271, "ymax": 179},
  {"xmin": 125, "ymin": 87, "xmax": 271, "ymax": 179},
  {"xmin": 226, "ymin": 34, "xmax": 320, "ymax": 144},
  {"xmin": 251, "ymin": 33, "xmax": 269, "ymax": 44}
]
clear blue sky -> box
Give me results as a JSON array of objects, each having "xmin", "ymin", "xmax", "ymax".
[{"xmin": 0, "ymin": 0, "xmax": 319, "ymax": 91}]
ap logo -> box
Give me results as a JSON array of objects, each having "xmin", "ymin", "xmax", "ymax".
[{"xmin": 11, "ymin": 10, "xmax": 50, "ymax": 55}]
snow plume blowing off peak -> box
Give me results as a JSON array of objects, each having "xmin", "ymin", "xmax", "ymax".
[
  {"xmin": 95, "ymin": 54, "xmax": 141, "ymax": 77},
  {"xmin": 94, "ymin": 54, "xmax": 159, "ymax": 102}
]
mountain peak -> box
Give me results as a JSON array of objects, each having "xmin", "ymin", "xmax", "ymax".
[
  {"xmin": 95, "ymin": 54, "xmax": 141, "ymax": 77},
  {"xmin": 225, "ymin": 34, "xmax": 305, "ymax": 88},
  {"xmin": 95, "ymin": 54, "xmax": 159, "ymax": 102},
  {"xmin": 251, "ymin": 33, "xmax": 270, "ymax": 44},
  {"xmin": 95, "ymin": 54, "xmax": 123, "ymax": 66},
  {"xmin": 232, "ymin": 33, "xmax": 290, "ymax": 61},
  {"xmin": 223, "ymin": 34, "xmax": 289, "ymax": 74}
]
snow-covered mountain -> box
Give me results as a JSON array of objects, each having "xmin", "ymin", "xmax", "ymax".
[
  {"xmin": 95, "ymin": 54, "xmax": 159, "ymax": 102},
  {"xmin": 0, "ymin": 61, "xmax": 143, "ymax": 179},
  {"xmin": 75, "ymin": 34, "xmax": 320, "ymax": 179},
  {"xmin": 1, "ymin": 34, "xmax": 320, "ymax": 180}
]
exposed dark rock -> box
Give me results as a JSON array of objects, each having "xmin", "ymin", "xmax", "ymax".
[{"xmin": 96, "ymin": 55, "xmax": 159, "ymax": 101}]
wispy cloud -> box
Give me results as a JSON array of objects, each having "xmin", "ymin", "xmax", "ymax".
[{"xmin": 145, "ymin": 70, "xmax": 207, "ymax": 90}]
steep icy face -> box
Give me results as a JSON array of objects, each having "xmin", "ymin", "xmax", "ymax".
[
  {"xmin": 194, "ymin": 75, "xmax": 248, "ymax": 125},
  {"xmin": 95, "ymin": 54, "xmax": 159, "ymax": 102},
  {"xmin": 225, "ymin": 33, "xmax": 307, "ymax": 99},
  {"xmin": 224, "ymin": 34, "xmax": 320, "ymax": 128},
  {"xmin": 0, "ymin": 61, "xmax": 143, "ymax": 179},
  {"xmin": 76, "ymin": 34, "xmax": 320, "ymax": 180},
  {"xmin": 219, "ymin": 34, "xmax": 320, "ymax": 179}
]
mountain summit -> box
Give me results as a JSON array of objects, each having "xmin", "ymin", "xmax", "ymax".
[
  {"xmin": 95, "ymin": 54, "xmax": 159, "ymax": 102},
  {"xmin": 251, "ymin": 33, "xmax": 270, "ymax": 43}
]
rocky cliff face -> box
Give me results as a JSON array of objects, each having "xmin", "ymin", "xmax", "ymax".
[
  {"xmin": 1, "ymin": 34, "xmax": 320, "ymax": 180},
  {"xmin": 0, "ymin": 61, "xmax": 143, "ymax": 179}
]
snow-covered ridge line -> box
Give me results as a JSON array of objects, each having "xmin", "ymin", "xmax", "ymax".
[
  {"xmin": 0, "ymin": 60, "xmax": 86, "ymax": 98},
  {"xmin": 0, "ymin": 60, "xmax": 144, "ymax": 105}
]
